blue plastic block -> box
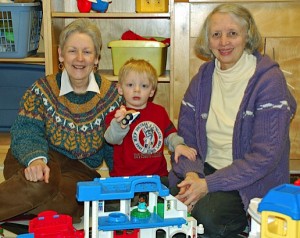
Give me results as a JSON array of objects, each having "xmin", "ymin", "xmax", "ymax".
[
  {"xmin": 258, "ymin": 184, "xmax": 300, "ymax": 220},
  {"xmin": 16, "ymin": 234, "xmax": 34, "ymax": 238},
  {"xmin": 77, "ymin": 175, "xmax": 169, "ymax": 202},
  {"xmin": 98, "ymin": 212, "xmax": 186, "ymax": 231}
]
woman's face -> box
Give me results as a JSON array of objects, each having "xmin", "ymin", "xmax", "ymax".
[
  {"xmin": 58, "ymin": 32, "xmax": 98, "ymax": 85},
  {"xmin": 208, "ymin": 12, "xmax": 247, "ymax": 70}
]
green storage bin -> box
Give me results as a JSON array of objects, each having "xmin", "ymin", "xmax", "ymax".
[{"xmin": 108, "ymin": 40, "xmax": 168, "ymax": 76}]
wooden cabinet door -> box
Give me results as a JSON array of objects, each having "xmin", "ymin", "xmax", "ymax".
[{"xmin": 264, "ymin": 38, "xmax": 300, "ymax": 168}]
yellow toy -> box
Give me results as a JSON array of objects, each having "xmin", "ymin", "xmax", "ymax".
[{"xmin": 258, "ymin": 183, "xmax": 300, "ymax": 238}]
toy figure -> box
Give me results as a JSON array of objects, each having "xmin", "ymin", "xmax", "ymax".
[
  {"xmin": 77, "ymin": 0, "xmax": 111, "ymax": 13},
  {"xmin": 77, "ymin": 0, "xmax": 92, "ymax": 12},
  {"xmin": 137, "ymin": 193, "xmax": 148, "ymax": 212}
]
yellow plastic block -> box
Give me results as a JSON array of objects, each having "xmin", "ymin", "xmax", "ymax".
[
  {"xmin": 108, "ymin": 40, "xmax": 168, "ymax": 76},
  {"xmin": 261, "ymin": 211, "xmax": 300, "ymax": 238},
  {"xmin": 136, "ymin": 0, "xmax": 169, "ymax": 13}
]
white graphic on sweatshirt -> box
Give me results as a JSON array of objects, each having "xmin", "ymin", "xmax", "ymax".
[{"xmin": 132, "ymin": 121, "xmax": 163, "ymax": 154}]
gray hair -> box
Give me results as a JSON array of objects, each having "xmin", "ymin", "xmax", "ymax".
[
  {"xmin": 59, "ymin": 18, "xmax": 102, "ymax": 59},
  {"xmin": 195, "ymin": 3, "xmax": 263, "ymax": 59}
]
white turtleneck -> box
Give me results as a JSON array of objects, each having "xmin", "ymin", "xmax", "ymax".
[{"xmin": 206, "ymin": 51, "xmax": 256, "ymax": 169}]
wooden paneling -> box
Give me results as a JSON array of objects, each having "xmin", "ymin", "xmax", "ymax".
[
  {"xmin": 172, "ymin": 3, "xmax": 191, "ymax": 125},
  {"xmin": 190, "ymin": 2, "xmax": 300, "ymax": 38},
  {"xmin": 264, "ymin": 37, "xmax": 300, "ymax": 162},
  {"xmin": 153, "ymin": 83, "xmax": 171, "ymax": 115}
]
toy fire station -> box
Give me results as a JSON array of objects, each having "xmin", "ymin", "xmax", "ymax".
[
  {"xmin": 77, "ymin": 175, "xmax": 198, "ymax": 238},
  {"xmin": 17, "ymin": 175, "xmax": 199, "ymax": 238}
]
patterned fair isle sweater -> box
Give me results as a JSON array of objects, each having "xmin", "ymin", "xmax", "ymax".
[{"xmin": 10, "ymin": 73, "xmax": 123, "ymax": 169}]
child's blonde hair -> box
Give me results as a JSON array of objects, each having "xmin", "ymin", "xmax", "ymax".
[{"xmin": 118, "ymin": 59, "xmax": 158, "ymax": 90}]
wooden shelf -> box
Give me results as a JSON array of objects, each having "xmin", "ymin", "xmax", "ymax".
[
  {"xmin": 0, "ymin": 53, "xmax": 45, "ymax": 64},
  {"xmin": 184, "ymin": 0, "xmax": 298, "ymax": 2},
  {"xmin": 51, "ymin": 12, "xmax": 171, "ymax": 18},
  {"xmin": 99, "ymin": 70, "xmax": 170, "ymax": 82}
]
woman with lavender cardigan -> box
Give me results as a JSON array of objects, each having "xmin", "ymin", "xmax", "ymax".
[{"xmin": 168, "ymin": 3, "xmax": 297, "ymax": 238}]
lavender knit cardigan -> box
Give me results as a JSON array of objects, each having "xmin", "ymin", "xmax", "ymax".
[{"xmin": 169, "ymin": 51, "xmax": 297, "ymax": 210}]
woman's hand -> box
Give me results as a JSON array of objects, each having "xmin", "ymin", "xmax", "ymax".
[
  {"xmin": 24, "ymin": 159, "xmax": 50, "ymax": 183},
  {"xmin": 176, "ymin": 172, "xmax": 208, "ymax": 211}
]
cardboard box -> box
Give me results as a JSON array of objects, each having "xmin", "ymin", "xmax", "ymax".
[{"xmin": 136, "ymin": 0, "xmax": 169, "ymax": 13}]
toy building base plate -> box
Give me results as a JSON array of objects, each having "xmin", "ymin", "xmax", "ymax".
[
  {"xmin": 98, "ymin": 213, "xmax": 186, "ymax": 231},
  {"xmin": 130, "ymin": 208, "xmax": 151, "ymax": 219}
]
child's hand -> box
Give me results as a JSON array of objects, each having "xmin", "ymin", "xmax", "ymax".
[
  {"xmin": 114, "ymin": 105, "xmax": 127, "ymax": 128},
  {"xmin": 174, "ymin": 144, "xmax": 197, "ymax": 163},
  {"xmin": 114, "ymin": 106, "xmax": 139, "ymax": 128}
]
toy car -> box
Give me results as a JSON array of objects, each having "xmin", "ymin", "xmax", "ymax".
[{"xmin": 121, "ymin": 111, "xmax": 140, "ymax": 126}]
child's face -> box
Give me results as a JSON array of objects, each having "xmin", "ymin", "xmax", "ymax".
[
  {"xmin": 139, "ymin": 197, "xmax": 145, "ymax": 202},
  {"xmin": 118, "ymin": 71, "xmax": 155, "ymax": 109}
]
